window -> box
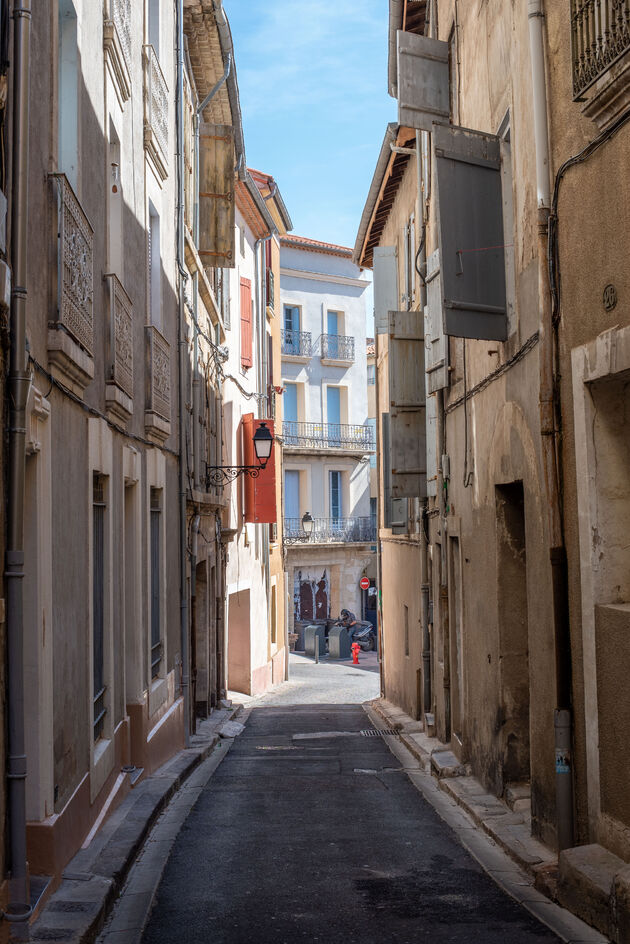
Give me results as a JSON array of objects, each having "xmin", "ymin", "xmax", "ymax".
[
  {"xmin": 58, "ymin": 0, "xmax": 78, "ymax": 189},
  {"xmin": 150, "ymin": 487, "xmax": 162, "ymax": 679},
  {"xmin": 367, "ymin": 417, "xmax": 377, "ymax": 468},
  {"xmin": 240, "ymin": 277, "xmax": 252, "ymax": 368},
  {"xmin": 284, "ymin": 469, "xmax": 300, "ymax": 525},
  {"xmin": 108, "ymin": 120, "xmax": 123, "ymax": 277},
  {"xmin": 326, "ymin": 310, "xmax": 340, "ymax": 358},
  {"xmin": 284, "ymin": 305, "xmax": 300, "ymax": 333},
  {"xmin": 148, "ymin": 0, "xmax": 160, "ymax": 54},
  {"xmin": 148, "ymin": 201, "xmax": 161, "ymax": 329},
  {"xmin": 367, "ymin": 364, "xmax": 376, "ymax": 385},
  {"xmin": 284, "ymin": 383, "xmax": 298, "ymax": 424},
  {"xmin": 93, "ymin": 474, "xmax": 107, "ymax": 741},
  {"xmin": 329, "ymin": 471, "xmax": 343, "ymax": 524}
]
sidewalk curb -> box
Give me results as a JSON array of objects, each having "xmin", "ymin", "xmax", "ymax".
[
  {"xmin": 31, "ymin": 706, "xmax": 242, "ymax": 944},
  {"xmin": 366, "ymin": 699, "xmax": 609, "ymax": 944}
]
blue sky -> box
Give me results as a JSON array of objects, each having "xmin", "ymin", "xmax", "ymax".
[{"xmin": 224, "ymin": 0, "xmax": 396, "ymax": 253}]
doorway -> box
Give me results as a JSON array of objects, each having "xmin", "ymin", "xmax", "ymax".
[{"xmin": 495, "ymin": 482, "xmax": 530, "ymax": 789}]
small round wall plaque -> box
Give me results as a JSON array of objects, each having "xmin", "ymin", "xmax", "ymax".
[{"xmin": 603, "ymin": 284, "xmax": 618, "ymax": 312}]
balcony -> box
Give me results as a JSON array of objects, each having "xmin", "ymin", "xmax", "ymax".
[
  {"xmin": 104, "ymin": 273, "xmax": 134, "ymax": 423},
  {"xmin": 281, "ymin": 329, "xmax": 311, "ymax": 360},
  {"xmin": 571, "ymin": 0, "xmax": 630, "ymax": 128},
  {"xmin": 266, "ymin": 267, "xmax": 275, "ymax": 313},
  {"xmin": 145, "ymin": 324, "xmax": 171, "ymax": 443},
  {"xmin": 143, "ymin": 44, "xmax": 168, "ymax": 180},
  {"xmin": 320, "ymin": 333, "xmax": 354, "ymax": 364},
  {"xmin": 282, "ymin": 421, "xmax": 375, "ymax": 452},
  {"xmin": 103, "ymin": 0, "xmax": 131, "ymax": 103},
  {"xmin": 284, "ymin": 516, "xmax": 376, "ymax": 545}
]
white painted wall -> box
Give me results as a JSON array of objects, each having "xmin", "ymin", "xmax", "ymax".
[{"xmin": 280, "ymin": 244, "xmax": 372, "ymax": 522}]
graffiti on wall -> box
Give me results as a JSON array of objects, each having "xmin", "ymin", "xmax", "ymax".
[{"xmin": 294, "ymin": 569, "xmax": 329, "ymax": 622}]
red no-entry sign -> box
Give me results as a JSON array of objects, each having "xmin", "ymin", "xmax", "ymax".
[{"xmin": 359, "ymin": 576, "xmax": 370, "ymax": 590}]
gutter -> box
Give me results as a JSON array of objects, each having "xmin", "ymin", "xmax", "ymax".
[
  {"xmin": 212, "ymin": 0, "xmax": 246, "ymax": 179},
  {"xmin": 353, "ymin": 123, "xmax": 398, "ymax": 267},
  {"xmin": 6, "ymin": 0, "xmax": 33, "ymax": 929},
  {"xmin": 244, "ymin": 171, "xmax": 278, "ymax": 237},
  {"xmin": 528, "ymin": 0, "xmax": 573, "ymax": 850}
]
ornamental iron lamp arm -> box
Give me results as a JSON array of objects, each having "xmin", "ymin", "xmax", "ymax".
[{"xmin": 206, "ymin": 422, "xmax": 273, "ymax": 488}]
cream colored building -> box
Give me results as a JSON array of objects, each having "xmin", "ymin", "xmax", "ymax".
[{"xmin": 280, "ymin": 237, "xmax": 375, "ymax": 639}]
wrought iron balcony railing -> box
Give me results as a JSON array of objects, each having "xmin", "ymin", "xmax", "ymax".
[
  {"xmin": 105, "ymin": 273, "xmax": 133, "ymax": 400},
  {"xmin": 50, "ymin": 173, "xmax": 94, "ymax": 356},
  {"xmin": 282, "ymin": 421, "xmax": 375, "ymax": 451},
  {"xmin": 145, "ymin": 324, "xmax": 171, "ymax": 422},
  {"xmin": 284, "ymin": 516, "xmax": 377, "ymax": 545},
  {"xmin": 143, "ymin": 44, "xmax": 169, "ymax": 179},
  {"xmin": 281, "ymin": 329, "xmax": 312, "ymax": 357},
  {"xmin": 571, "ymin": 0, "xmax": 630, "ymax": 97},
  {"xmin": 321, "ymin": 333, "xmax": 355, "ymax": 361}
]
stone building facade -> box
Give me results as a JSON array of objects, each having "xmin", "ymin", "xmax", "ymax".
[
  {"xmin": 0, "ymin": 0, "xmax": 289, "ymax": 923},
  {"xmin": 355, "ymin": 0, "xmax": 630, "ymax": 936}
]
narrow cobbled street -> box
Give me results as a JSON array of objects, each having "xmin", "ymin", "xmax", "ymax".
[{"xmin": 96, "ymin": 655, "xmax": 559, "ymax": 944}]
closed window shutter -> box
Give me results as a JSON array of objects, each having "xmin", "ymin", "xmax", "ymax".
[
  {"xmin": 240, "ymin": 277, "xmax": 252, "ymax": 368},
  {"xmin": 397, "ymin": 31, "xmax": 450, "ymax": 131},
  {"xmin": 373, "ymin": 246, "xmax": 398, "ymax": 335},
  {"xmin": 434, "ymin": 124, "xmax": 507, "ymax": 341},
  {"xmin": 389, "ymin": 309, "xmax": 426, "ymax": 499},
  {"xmin": 425, "ymin": 248, "xmax": 449, "ymax": 392}
]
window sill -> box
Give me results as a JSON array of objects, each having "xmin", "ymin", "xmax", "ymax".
[
  {"xmin": 581, "ymin": 46, "xmax": 630, "ymax": 131},
  {"xmin": 90, "ymin": 735, "xmax": 114, "ymax": 804},
  {"xmin": 48, "ymin": 327, "xmax": 94, "ymax": 397},
  {"xmin": 320, "ymin": 357, "xmax": 354, "ymax": 368},
  {"xmin": 105, "ymin": 382, "xmax": 132, "ymax": 425},
  {"xmin": 281, "ymin": 353, "xmax": 310, "ymax": 365}
]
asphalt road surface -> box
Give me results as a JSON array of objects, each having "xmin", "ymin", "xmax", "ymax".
[{"xmin": 142, "ymin": 703, "xmax": 559, "ymax": 944}]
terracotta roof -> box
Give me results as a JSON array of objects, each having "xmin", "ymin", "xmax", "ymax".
[
  {"xmin": 247, "ymin": 167, "xmax": 293, "ymax": 232},
  {"xmin": 280, "ymin": 234, "xmax": 353, "ymax": 258}
]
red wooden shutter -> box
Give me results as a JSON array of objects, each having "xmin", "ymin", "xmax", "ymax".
[
  {"xmin": 242, "ymin": 414, "xmax": 276, "ymax": 524},
  {"xmin": 240, "ymin": 277, "xmax": 252, "ymax": 368}
]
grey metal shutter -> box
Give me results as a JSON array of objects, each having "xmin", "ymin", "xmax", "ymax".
[
  {"xmin": 434, "ymin": 124, "xmax": 507, "ymax": 341},
  {"xmin": 150, "ymin": 488, "xmax": 162, "ymax": 679},
  {"xmin": 391, "ymin": 497, "xmax": 409, "ymax": 535},
  {"xmin": 426, "ymin": 392, "xmax": 438, "ymax": 498},
  {"xmin": 373, "ymin": 245, "xmax": 398, "ymax": 335},
  {"xmin": 424, "ymin": 249, "xmax": 449, "ymax": 392},
  {"xmin": 397, "ymin": 31, "xmax": 450, "ymax": 132},
  {"xmin": 382, "ymin": 412, "xmax": 391, "ymax": 528},
  {"xmin": 389, "ymin": 310, "xmax": 426, "ymax": 498}
]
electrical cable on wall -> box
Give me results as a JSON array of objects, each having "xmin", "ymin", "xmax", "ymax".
[{"xmin": 548, "ymin": 107, "xmax": 630, "ymax": 325}]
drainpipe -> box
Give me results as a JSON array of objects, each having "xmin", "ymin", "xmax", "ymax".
[
  {"xmin": 528, "ymin": 0, "xmax": 573, "ymax": 851},
  {"xmin": 6, "ymin": 0, "xmax": 32, "ymax": 932},
  {"xmin": 416, "ymin": 129, "xmax": 432, "ymax": 721},
  {"xmin": 176, "ymin": 0, "xmax": 190, "ymax": 747}
]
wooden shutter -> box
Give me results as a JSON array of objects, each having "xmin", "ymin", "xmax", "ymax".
[
  {"xmin": 198, "ymin": 123, "xmax": 235, "ymax": 269},
  {"xmin": 240, "ymin": 277, "xmax": 252, "ymax": 368},
  {"xmin": 389, "ymin": 310, "xmax": 426, "ymax": 498},
  {"xmin": 434, "ymin": 124, "xmax": 507, "ymax": 341},
  {"xmin": 397, "ymin": 31, "xmax": 450, "ymax": 131},
  {"xmin": 243, "ymin": 414, "xmax": 276, "ymax": 524},
  {"xmin": 424, "ymin": 248, "xmax": 449, "ymax": 392},
  {"xmin": 373, "ymin": 245, "xmax": 398, "ymax": 335}
]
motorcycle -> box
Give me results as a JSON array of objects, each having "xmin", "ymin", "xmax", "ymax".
[{"xmin": 331, "ymin": 615, "xmax": 377, "ymax": 652}]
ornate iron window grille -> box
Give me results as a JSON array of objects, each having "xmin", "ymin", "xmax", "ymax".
[
  {"xmin": 321, "ymin": 333, "xmax": 355, "ymax": 360},
  {"xmin": 281, "ymin": 329, "xmax": 312, "ymax": 357},
  {"xmin": 282, "ymin": 421, "xmax": 375, "ymax": 451},
  {"xmin": 571, "ymin": 0, "xmax": 630, "ymax": 98}
]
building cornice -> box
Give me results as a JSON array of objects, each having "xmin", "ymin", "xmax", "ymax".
[{"xmin": 280, "ymin": 267, "xmax": 369, "ymax": 289}]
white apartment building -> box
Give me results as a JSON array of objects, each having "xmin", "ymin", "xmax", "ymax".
[{"xmin": 280, "ymin": 236, "xmax": 376, "ymax": 638}]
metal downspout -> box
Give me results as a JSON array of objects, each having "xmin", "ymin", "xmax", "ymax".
[
  {"xmin": 6, "ymin": 0, "xmax": 32, "ymax": 933},
  {"xmin": 528, "ymin": 0, "xmax": 573, "ymax": 851},
  {"xmin": 416, "ymin": 130, "xmax": 432, "ymax": 721},
  {"xmin": 176, "ymin": 0, "xmax": 190, "ymax": 747}
]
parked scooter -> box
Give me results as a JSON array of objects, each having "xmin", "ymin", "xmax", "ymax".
[{"xmin": 334, "ymin": 609, "xmax": 377, "ymax": 652}]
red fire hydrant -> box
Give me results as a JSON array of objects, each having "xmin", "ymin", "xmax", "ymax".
[{"xmin": 351, "ymin": 642, "xmax": 360, "ymax": 665}]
